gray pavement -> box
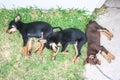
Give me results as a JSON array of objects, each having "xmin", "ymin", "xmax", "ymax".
[{"xmin": 85, "ymin": 0, "xmax": 120, "ymax": 80}]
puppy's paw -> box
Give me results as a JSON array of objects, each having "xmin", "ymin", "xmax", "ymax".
[
  {"xmin": 107, "ymin": 53, "xmax": 115, "ymax": 60},
  {"xmin": 52, "ymin": 56, "xmax": 56, "ymax": 61},
  {"xmin": 62, "ymin": 50, "xmax": 70, "ymax": 55},
  {"xmin": 71, "ymin": 57, "xmax": 79, "ymax": 63},
  {"xmin": 101, "ymin": 52, "xmax": 111, "ymax": 63}
]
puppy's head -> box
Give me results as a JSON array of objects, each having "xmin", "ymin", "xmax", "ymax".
[
  {"xmin": 6, "ymin": 15, "xmax": 21, "ymax": 34},
  {"xmin": 84, "ymin": 55, "xmax": 101, "ymax": 65}
]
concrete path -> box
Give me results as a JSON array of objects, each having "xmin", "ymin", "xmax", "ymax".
[{"xmin": 85, "ymin": 0, "xmax": 120, "ymax": 80}]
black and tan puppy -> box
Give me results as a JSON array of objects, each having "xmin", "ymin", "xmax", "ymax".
[
  {"xmin": 46, "ymin": 28, "xmax": 86, "ymax": 62},
  {"xmin": 85, "ymin": 21, "xmax": 115, "ymax": 65},
  {"xmin": 6, "ymin": 15, "xmax": 61, "ymax": 56}
]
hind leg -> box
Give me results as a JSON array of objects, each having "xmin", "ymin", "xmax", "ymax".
[
  {"xmin": 71, "ymin": 41, "xmax": 79, "ymax": 62},
  {"xmin": 23, "ymin": 38, "xmax": 29, "ymax": 56},
  {"xmin": 35, "ymin": 32, "xmax": 46, "ymax": 54},
  {"xmin": 61, "ymin": 43, "xmax": 69, "ymax": 55},
  {"xmin": 94, "ymin": 45, "xmax": 110, "ymax": 63},
  {"xmin": 96, "ymin": 46, "xmax": 114, "ymax": 63},
  {"xmin": 35, "ymin": 42, "xmax": 45, "ymax": 54},
  {"xmin": 100, "ymin": 46, "xmax": 115, "ymax": 62},
  {"xmin": 50, "ymin": 43, "xmax": 59, "ymax": 60},
  {"xmin": 107, "ymin": 53, "xmax": 115, "ymax": 60},
  {"xmin": 27, "ymin": 38, "xmax": 33, "ymax": 56},
  {"xmin": 72, "ymin": 40, "xmax": 85, "ymax": 63},
  {"xmin": 98, "ymin": 29, "xmax": 113, "ymax": 40}
]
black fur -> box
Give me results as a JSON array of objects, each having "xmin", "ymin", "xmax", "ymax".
[
  {"xmin": 46, "ymin": 28, "xmax": 86, "ymax": 61},
  {"xmin": 6, "ymin": 15, "xmax": 62, "ymax": 56}
]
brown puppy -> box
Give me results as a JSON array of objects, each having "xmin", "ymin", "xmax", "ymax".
[{"xmin": 85, "ymin": 21, "xmax": 115, "ymax": 65}]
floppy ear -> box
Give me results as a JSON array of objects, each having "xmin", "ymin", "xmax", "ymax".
[{"xmin": 15, "ymin": 15, "xmax": 21, "ymax": 22}]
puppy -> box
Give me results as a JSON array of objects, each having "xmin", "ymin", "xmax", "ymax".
[
  {"xmin": 6, "ymin": 15, "xmax": 61, "ymax": 56},
  {"xmin": 46, "ymin": 28, "xmax": 86, "ymax": 62},
  {"xmin": 85, "ymin": 21, "xmax": 115, "ymax": 65}
]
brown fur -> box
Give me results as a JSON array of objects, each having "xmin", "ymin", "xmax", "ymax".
[{"xmin": 85, "ymin": 21, "xmax": 115, "ymax": 65}]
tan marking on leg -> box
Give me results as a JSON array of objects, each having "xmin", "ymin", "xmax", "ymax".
[
  {"xmin": 97, "ymin": 59, "xmax": 101, "ymax": 65},
  {"xmin": 71, "ymin": 56, "xmax": 79, "ymax": 63},
  {"xmin": 98, "ymin": 29, "xmax": 113, "ymax": 37},
  {"xmin": 98, "ymin": 29, "xmax": 113, "ymax": 40},
  {"xmin": 36, "ymin": 42, "xmax": 44, "ymax": 54},
  {"xmin": 62, "ymin": 51, "xmax": 69, "ymax": 55},
  {"xmin": 101, "ymin": 31, "xmax": 112, "ymax": 40},
  {"xmin": 103, "ymin": 30, "xmax": 113, "ymax": 38},
  {"xmin": 35, "ymin": 42, "xmax": 42, "ymax": 52},
  {"xmin": 52, "ymin": 52, "xmax": 56, "ymax": 60},
  {"xmin": 50, "ymin": 43, "xmax": 57, "ymax": 52},
  {"xmin": 35, "ymin": 32, "xmax": 45, "ymax": 54},
  {"xmin": 51, "ymin": 43, "xmax": 59, "ymax": 60},
  {"xmin": 71, "ymin": 42, "xmax": 79, "ymax": 63},
  {"xmin": 23, "ymin": 46, "xmax": 28, "ymax": 56},
  {"xmin": 107, "ymin": 52, "xmax": 115, "ymax": 60},
  {"xmin": 98, "ymin": 50, "xmax": 102, "ymax": 53},
  {"xmin": 27, "ymin": 38, "xmax": 32, "ymax": 53},
  {"xmin": 101, "ymin": 51, "xmax": 111, "ymax": 63},
  {"xmin": 52, "ymin": 47, "xmax": 59, "ymax": 60},
  {"xmin": 39, "ymin": 42, "xmax": 44, "ymax": 54}
]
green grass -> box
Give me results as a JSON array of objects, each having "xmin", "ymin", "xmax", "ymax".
[{"xmin": 0, "ymin": 7, "xmax": 95, "ymax": 80}]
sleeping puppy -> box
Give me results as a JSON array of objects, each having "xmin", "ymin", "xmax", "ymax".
[
  {"xmin": 6, "ymin": 15, "xmax": 62, "ymax": 56},
  {"xmin": 85, "ymin": 21, "xmax": 115, "ymax": 65},
  {"xmin": 46, "ymin": 28, "xmax": 86, "ymax": 62}
]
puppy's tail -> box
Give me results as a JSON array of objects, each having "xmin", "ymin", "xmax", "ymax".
[{"xmin": 53, "ymin": 27, "xmax": 62, "ymax": 31}]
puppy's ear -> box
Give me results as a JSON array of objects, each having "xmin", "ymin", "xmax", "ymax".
[{"xmin": 15, "ymin": 15, "xmax": 21, "ymax": 22}]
